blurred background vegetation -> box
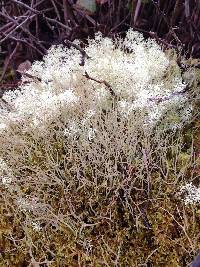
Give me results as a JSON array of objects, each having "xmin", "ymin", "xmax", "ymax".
[{"xmin": 0, "ymin": 0, "xmax": 200, "ymax": 86}]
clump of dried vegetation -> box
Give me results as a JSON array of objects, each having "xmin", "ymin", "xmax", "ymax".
[{"xmin": 0, "ymin": 28, "xmax": 200, "ymax": 267}]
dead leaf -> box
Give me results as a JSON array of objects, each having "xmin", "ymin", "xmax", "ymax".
[
  {"xmin": 17, "ymin": 60, "xmax": 32, "ymax": 74},
  {"xmin": 76, "ymin": 0, "xmax": 96, "ymax": 13}
]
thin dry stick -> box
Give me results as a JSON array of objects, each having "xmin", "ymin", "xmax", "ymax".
[
  {"xmin": 0, "ymin": 42, "xmax": 20, "ymax": 82},
  {"xmin": 160, "ymin": 207, "xmax": 195, "ymax": 253},
  {"xmin": 62, "ymin": 0, "xmax": 77, "ymax": 27},
  {"xmin": 84, "ymin": 71, "xmax": 116, "ymax": 98},
  {"xmin": 10, "ymin": 0, "xmax": 41, "ymax": 14},
  {"xmin": 44, "ymin": 16, "xmax": 72, "ymax": 32},
  {"xmin": 0, "ymin": 14, "xmax": 36, "ymax": 44},
  {"xmin": 63, "ymin": 39, "xmax": 90, "ymax": 66},
  {"xmin": 108, "ymin": 13, "xmax": 131, "ymax": 35},
  {"xmin": 151, "ymin": 0, "xmax": 182, "ymax": 46},
  {"xmin": 0, "ymin": 21, "xmax": 13, "ymax": 33},
  {"xmin": 147, "ymin": 85, "xmax": 189, "ymax": 104},
  {"xmin": 50, "ymin": 0, "xmax": 61, "ymax": 21},
  {"xmin": 16, "ymin": 71, "xmax": 42, "ymax": 82},
  {"xmin": 149, "ymin": 31, "xmax": 177, "ymax": 49},
  {"xmin": 0, "ymin": 12, "xmax": 47, "ymax": 53},
  {"xmin": 0, "ymin": 5, "xmax": 34, "ymax": 36},
  {"xmin": 63, "ymin": 0, "xmax": 69, "ymax": 26},
  {"xmin": 72, "ymin": 5, "xmax": 97, "ymax": 26},
  {"xmin": 133, "ymin": 0, "xmax": 142, "ymax": 26},
  {"xmin": 10, "ymin": 36, "xmax": 44, "ymax": 56}
]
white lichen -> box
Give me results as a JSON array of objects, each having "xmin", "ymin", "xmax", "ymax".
[
  {"xmin": 0, "ymin": 29, "xmax": 190, "ymax": 133},
  {"xmin": 180, "ymin": 183, "xmax": 200, "ymax": 205}
]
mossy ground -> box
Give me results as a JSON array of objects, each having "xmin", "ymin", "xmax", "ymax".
[{"xmin": 1, "ymin": 124, "xmax": 200, "ymax": 266}]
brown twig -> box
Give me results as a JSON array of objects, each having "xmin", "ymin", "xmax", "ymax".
[
  {"xmin": 0, "ymin": 21, "xmax": 14, "ymax": 33},
  {"xmin": 147, "ymin": 86, "xmax": 189, "ymax": 104},
  {"xmin": 151, "ymin": 0, "xmax": 182, "ymax": 46},
  {"xmin": 84, "ymin": 71, "xmax": 116, "ymax": 98},
  {"xmin": 0, "ymin": 42, "xmax": 20, "ymax": 83},
  {"xmin": 10, "ymin": 0, "xmax": 41, "ymax": 14},
  {"xmin": 0, "ymin": 13, "xmax": 37, "ymax": 44},
  {"xmin": 9, "ymin": 36, "xmax": 44, "ymax": 56},
  {"xmin": 149, "ymin": 31, "xmax": 177, "ymax": 49},
  {"xmin": 44, "ymin": 16, "xmax": 72, "ymax": 32},
  {"xmin": 50, "ymin": 0, "xmax": 61, "ymax": 21},
  {"xmin": 63, "ymin": 0, "xmax": 69, "ymax": 25},
  {"xmin": 0, "ymin": 11, "xmax": 47, "ymax": 53},
  {"xmin": 72, "ymin": 4, "xmax": 97, "ymax": 26},
  {"xmin": 63, "ymin": 39, "xmax": 90, "ymax": 66},
  {"xmin": 16, "ymin": 71, "xmax": 42, "ymax": 82},
  {"xmin": 63, "ymin": 0, "xmax": 77, "ymax": 27}
]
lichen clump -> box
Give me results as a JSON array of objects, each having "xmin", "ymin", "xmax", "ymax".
[
  {"xmin": 0, "ymin": 30, "xmax": 191, "ymax": 130},
  {"xmin": 0, "ymin": 30, "xmax": 199, "ymax": 266}
]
